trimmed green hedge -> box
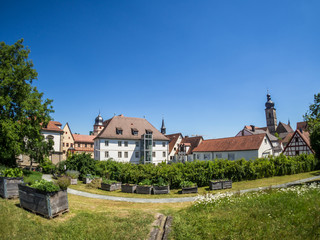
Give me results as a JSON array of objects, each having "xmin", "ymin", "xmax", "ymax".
[{"xmin": 95, "ymin": 154, "xmax": 318, "ymax": 189}]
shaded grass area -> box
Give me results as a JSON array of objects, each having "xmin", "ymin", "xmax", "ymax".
[
  {"xmin": 23, "ymin": 170, "xmax": 42, "ymax": 184},
  {"xmin": 68, "ymin": 170, "xmax": 320, "ymax": 199},
  {"xmin": 0, "ymin": 194, "xmax": 155, "ymax": 240},
  {"xmin": 171, "ymin": 186, "xmax": 320, "ymax": 239}
]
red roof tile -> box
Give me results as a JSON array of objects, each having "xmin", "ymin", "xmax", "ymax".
[
  {"xmin": 42, "ymin": 121, "xmax": 63, "ymax": 132},
  {"xmin": 73, "ymin": 134, "xmax": 95, "ymax": 143},
  {"xmin": 166, "ymin": 133, "xmax": 183, "ymax": 153},
  {"xmin": 181, "ymin": 136, "xmax": 203, "ymax": 154}
]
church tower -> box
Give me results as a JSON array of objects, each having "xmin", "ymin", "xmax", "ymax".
[
  {"xmin": 161, "ymin": 118, "xmax": 166, "ymax": 135},
  {"xmin": 93, "ymin": 113, "xmax": 104, "ymax": 136},
  {"xmin": 265, "ymin": 93, "xmax": 277, "ymax": 134}
]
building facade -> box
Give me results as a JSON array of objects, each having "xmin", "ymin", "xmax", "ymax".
[
  {"xmin": 73, "ymin": 134, "xmax": 94, "ymax": 157},
  {"xmin": 62, "ymin": 123, "xmax": 75, "ymax": 160}
]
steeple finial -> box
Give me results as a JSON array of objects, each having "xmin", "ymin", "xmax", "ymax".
[{"xmin": 161, "ymin": 117, "xmax": 166, "ymax": 134}]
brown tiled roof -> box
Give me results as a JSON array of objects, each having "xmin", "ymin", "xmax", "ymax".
[
  {"xmin": 193, "ymin": 134, "xmax": 266, "ymax": 152},
  {"xmin": 73, "ymin": 134, "xmax": 95, "ymax": 143},
  {"xmin": 282, "ymin": 130, "xmax": 313, "ymax": 153},
  {"xmin": 297, "ymin": 122, "xmax": 307, "ymax": 131},
  {"xmin": 166, "ymin": 133, "xmax": 183, "ymax": 153},
  {"xmin": 181, "ymin": 136, "xmax": 203, "ymax": 154},
  {"xmin": 281, "ymin": 132, "xmax": 294, "ymax": 146},
  {"xmin": 74, "ymin": 147, "xmax": 94, "ymax": 152},
  {"xmin": 95, "ymin": 115, "xmax": 169, "ymax": 141},
  {"xmin": 42, "ymin": 121, "xmax": 63, "ymax": 132},
  {"xmin": 276, "ymin": 122, "xmax": 294, "ymax": 134}
]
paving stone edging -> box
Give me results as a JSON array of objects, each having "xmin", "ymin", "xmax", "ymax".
[{"xmin": 66, "ymin": 175, "xmax": 320, "ymax": 203}]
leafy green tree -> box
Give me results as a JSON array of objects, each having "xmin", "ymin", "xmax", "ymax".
[
  {"xmin": 0, "ymin": 39, "xmax": 54, "ymax": 167},
  {"xmin": 304, "ymin": 93, "xmax": 320, "ymax": 160}
]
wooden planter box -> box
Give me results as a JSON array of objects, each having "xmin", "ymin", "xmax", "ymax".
[
  {"xmin": 18, "ymin": 184, "xmax": 69, "ymax": 219},
  {"xmin": 181, "ymin": 186, "xmax": 198, "ymax": 194},
  {"xmin": 70, "ymin": 178, "xmax": 78, "ymax": 185},
  {"xmin": 83, "ymin": 178, "xmax": 92, "ymax": 184},
  {"xmin": 101, "ymin": 182, "xmax": 122, "ymax": 191},
  {"xmin": 136, "ymin": 185, "xmax": 152, "ymax": 194},
  {"xmin": 121, "ymin": 184, "xmax": 137, "ymax": 193},
  {"xmin": 153, "ymin": 185, "xmax": 170, "ymax": 195},
  {"xmin": 209, "ymin": 180, "xmax": 232, "ymax": 190},
  {"xmin": 0, "ymin": 177, "xmax": 24, "ymax": 199}
]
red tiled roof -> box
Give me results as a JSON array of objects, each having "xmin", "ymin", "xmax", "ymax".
[
  {"xmin": 193, "ymin": 134, "xmax": 266, "ymax": 152},
  {"xmin": 297, "ymin": 122, "xmax": 307, "ymax": 131},
  {"xmin": 181, "ymin": 136, "xmax": 203, "ymax": 154},
  {"xmin": 281, "ymin": 132, "xmax": 294, "ymax": 146},
  {"xmin": 42, "ymin": 121, "xmax": 63, "ymax": 132},
  {"xmin": 166, "ymin": 133, "xmax": 183, "ymax": 153},
  {"xmin": 73, "ymin": 134, "xmax": 95, "ymax": 143},
  {"xmin": 282, "ymin": 130, "xmax": 313, "ymax": 154}
]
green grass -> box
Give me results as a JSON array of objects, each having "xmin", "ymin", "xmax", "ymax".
[
  {"xmin": 170, "ymin": 185, "xmax": 320, "ymax": 239},
  {"xmin": 22, "ymin": 170, "xmax": 43, "ymax": 184},
  {"xmin": 0, "ymin": 195, "xmax": 154, "ymax": 240},
  {"xmin": 68, "ymin": 170, "xmax": 320, "ymax": 199}
]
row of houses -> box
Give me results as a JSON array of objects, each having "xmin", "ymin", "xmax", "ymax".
[{"xmin": 18, "ymin": 93, "xmax": 314, "ymax": 167}]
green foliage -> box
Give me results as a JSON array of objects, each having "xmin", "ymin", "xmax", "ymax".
[
  {"xmin": 30, "ymin": 180, "xmax": 60, "ymax": 192},
  {"xmin": 65, "ymin": 153, "xmax": 96, "ymax": 177},
  {"xmin": 0, "ymin": 168, "xmax": 23, "ymax": 177},
  {"xmin": 0, "ymin": 39, "xmax": 54, "ymax": 167},
  {"xmin": 39, "ymin": 158, "xmax": 56, "ymax": 173},
  {"xmin": 87, "ymin": 178, "xmax": 102, "ymax": 189},
  {"xmin": 180, "ymin": 181, "xmax": 196, "ymax": 188},
  {"xmin": 65, "ymin": 170, "xmax": 80, "ymax": 179},
  {"xmin": 102, "ymin": 179, "xmax": 118, "ymax": 184},
  {"xmin": 94, "ymin": 154, "xmax": 318, "ymax": 189},
  {"xmin": 22, "ymin": 169, "xmax": 42, "ymax": 184},
  {"xmin": 56, "ymin": 176, "xmax": 70, "ymax": 190},
  {"xmin": 304, "ymin": 93, "xmax": 320, "ymax": 160},
  {"xmin": 138, "ymin": 179, "xmax": 152, "ymax": 186},
  {"xmin": 153, "ymin": 177, "xmax": 168, "ymax": 186}
]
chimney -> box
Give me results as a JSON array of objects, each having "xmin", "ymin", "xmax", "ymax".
[{"xmin": 250, "ymin": 125, "xmax": 255, "ymax": 132}]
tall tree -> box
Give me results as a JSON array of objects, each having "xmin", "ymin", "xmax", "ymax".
[
  {"xmin": 0, "ymin": 39, "xmax": 54, "ymax": 167},
  {"xmin": 304, "ymin": 93, "xmax": 320, "ymax": 160}
]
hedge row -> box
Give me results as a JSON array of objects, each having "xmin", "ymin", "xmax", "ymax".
[{"xmin": 94, "ymin": 154, "xmax": 319, "ymax": 189}]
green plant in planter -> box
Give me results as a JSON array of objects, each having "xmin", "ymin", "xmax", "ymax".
[
  {"xmin": 102, "ymin": 179, "xmax": 118, "ymax": 184},
  {"xmin": 138, "ymin": 179, "xmax": 152, "ymax": 186},
  {"xmin": 87, "ymin": 178, "xmax": 102, "ymax": 189},
  {"xmin": 56, "ymin": 176, "xmax": 71, "ymax": 190},
  {"xmin": 0, "ymin": 168, "xmax": 23, "ymax": 178},
  {"xmin": 30, "ymin": 180, "xmax": 60, "ymax": 192},
  {"xmin": 65, "ymin": 170, "xmax": 80, "ymax": 179},
  {"xmin": 153, "ymin": 177, "xmax": 168, "ymax": 187},
  {"xmin": 180, "ymin": 181, "xmax": 197, "ymax": 188}
]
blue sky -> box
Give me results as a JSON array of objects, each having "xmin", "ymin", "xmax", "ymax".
[{"xmin": 1, "ymin": 0, "xmax": 320, "ymax": 139}]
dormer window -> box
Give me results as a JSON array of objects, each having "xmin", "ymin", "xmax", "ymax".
[
  {"xmin": 145, "ymin": 129, "xmax": 153, "ymax": 134},
  {"xmin": 116, "ymin": 128, "xmax": 123, "ymax": 135},
  {"xmin": 131, "ymin": 128, "xmax": 138, "ymax": 136}
]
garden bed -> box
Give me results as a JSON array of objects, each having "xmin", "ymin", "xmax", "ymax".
[
  {"xmin": 121, "ymin": 184, "xmax": 137, "ymax": 193},
  {"xmin": 136, "ymin": 185, "xmax": 152, "ymax": 194},
  {"xmin": 18, "ymin": 184, "xmax": 69, "ymax": 219},
  {"xmin": 101, "ymin": 182, "xmax": 122, "ymax": 191},
  {"xmin": 153, "ymin": 185, "xmax": 170, "ymax": 195},
  {"xmin": 209, "ymin": 179, "xmax": 232, "ymax": 190},
  {"xmin": 0, "ymin": 177, "xmax": 24, "ymax": 199},
  {"xmin": 181, "ymin": 186, "xmax": 198, "ymax": 194}
]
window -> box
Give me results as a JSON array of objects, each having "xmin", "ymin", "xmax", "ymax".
[
  {"xmin": 170, "ymin": 156, "xmax": 173, "ymax": 160},
  {"xmin": 116, "ymin": 128, "xmax": 123, "ymax": 135},
  {"xmin": 162, "ymin": 152, "xmax": 166, "ymax": 157},
  {"xmin": 295, "ymin": 151, "xmax": 299, "ymax": 155},
  {"xmin": 63, "ymin": 143, "xmax": 65, "ymax": 147},
  {"xmin": 153, "ymin": 141, "xmax": 156, "ymax": 147},
  {"xmin": 131, "ymin": 128, "xmax": 138, "ymax": 135},
  {"xmin": 68, "ymin": 137, "xmax": 70, "ymax": 139},
  {"xmin": 216, "ymin": 153, "xmax": 222, "ymax": 159},
  {"xmin": 118, "ymin": 152, "xmax": 122, "ymax": 158},
  {"xmin": 152, "ymin": 152, "xmax": 156, "ymax": 157},
  {"xmin": 85, "ymin": 144, "xmax": 87, "ymax": 147},
  {"xmin": 204, "ymin": 154, "xmax": 210, "ymax": 160},
  {"xmin": 135, "ymin": 141, "xmax": 139, "ymax": 147},
  {"xmin": 105, "ymin": 140, "xmax": 109, "ymax": 146},
  {"xmin": 174, "ymin": 147, "xmax": 176, "ymax": 151},
  {"xmin": 124, "ymin": 141, "xmax": 128, "ymax": 147},
  {"xmin": 162, "ymin": 142, "xmax": 166, "ymax": 147},
  {"xmin": 78, "ymin": 144, "xmax": 80, "ymax": 147},
  {"xmin": 124, "ymin": 152, "xmax": 128, "ymax": 158},
  {"xmin": 135, "ymin": 151, "xmax": 139, "ymax": 158},
  {"xmin": 146, "ymin": 129, "xmax": 153, "ymax": 134},
  {"xmin": 91, "ymin": 144, "xmax": 93, "ymax": 148},
  {"xmin": 118, "ymin": 141, "xmax": 122, "ymax": 147},
  {"xmin": 295, "ymin": 137, "xmax": 299, "ymax": 143},
  {"xmin": 71, "ymin": 143, "xmax": 73, "ymax": 147},
  {"xmin": 197, "ymin": 154, "xmax": 200, "ymax": 159},
  {"xmin": 66, "ymin": 143, "xmax": 69, "ymax": 147},
  {"xmin": 264, "ymin": 138, "xmax": 267, "ymax": 144},
  {"xmin": 105, "ymin": 151, "xmax": 109, "ymax": 158},
  {"xmin": 63, "ymin": 150, "xmax": 66, "ymax": 154},
  {"xmin": 228, "ymin": 153, "xmax": 235, "ymax": 161}
]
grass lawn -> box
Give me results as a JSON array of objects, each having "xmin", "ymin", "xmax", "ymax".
[
  {"xmin": 68, "ymin": 170, "xmax": 320, "ymax": 199},
  {"xmin": 170, "ymin": 185, "xmax": 320, "ymax": 239}
]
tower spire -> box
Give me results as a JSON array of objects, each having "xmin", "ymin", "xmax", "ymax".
[
  {"xmin": 161, "ymin": 117, "xmax": 166, "ymax": 135},
  {"xmin": 265, "ymin": 92, "xmax": 277, "ymax": 134}
]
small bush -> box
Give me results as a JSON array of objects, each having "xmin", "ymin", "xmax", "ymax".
[
  {"xmin": 0, "ymin": 168, "xmax": 23, "ymax": 178},
  {"xmin": 153, "ymin": 177, "xmax": 168, "ymax": 186},
  {"xmin": 39, "ymin": 158, "xmax": 56, "ymax": 174},
  {"xmin": 65, "ymin": 170, "xmax": 80, "ymax": 179},
  {"xmin": 102, "ymin": 179, "xmax": 118, "ymax": 184},
  {"xmin": 56, "ymin": 176, "xmax": 71, "ymax": 190},
  {"xmin": 180, "ymin": 181, "xmax": 197, "ymax": 188},
  {"xmin": 87, "ymin": 178, "xmax": 102, "ymax": 189},
  {"xmin": 138, "ymin": 179, "xmax": 152, "ymax": 186},
  {"xmin": 30, "ymin": 180, "xmax": 60, "ymax": 192}
]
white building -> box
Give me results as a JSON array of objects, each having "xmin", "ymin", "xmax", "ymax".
[
  {"xmin": 94, "ymin": 114, "xmax": 169, "ymax": 164},
  {"xmin": 193, "ymin": 134, "xmax": 273, "ymax": 161}
]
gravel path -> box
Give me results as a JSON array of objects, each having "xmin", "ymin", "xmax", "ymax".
[{"xmin": 67, "ymin": 175, "xmax": 320, "ymax": 203}]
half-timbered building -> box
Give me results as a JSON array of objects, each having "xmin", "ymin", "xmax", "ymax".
[{"xmin": 282, "ymin": 129, "xmax": 314, "ymax": 156}]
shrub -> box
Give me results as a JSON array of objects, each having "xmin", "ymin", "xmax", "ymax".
[
  {"xmin": 39, "ymin": 158, "xmax": 56, "ymax": 174},
  {"xmin": 65, "ymin": 153, "xmax": 96, "ymax": 177},
  {"xmin": 65, "ymin": 170, "xmax": 80, "ymax": 179},
  {"xmin": 153, "ymin": 177, "xmax": 168, "ymax": 186},
  {"xmin": 102, "ymin": 179, "xmax": 118, "ymax": 184},
  {"xmin": 180, "ymin": 181, "xmax": 197, "ymax": 188},
  {"xmin": 0, "ymin": 168, "xmax": 23, "ymax": 178},
  {"xmin": 30, "ymin": 180, "xmax": 60, "ymax": 192},
  {"xmin": 138, "ymin": 179, "xmax": 152, "ymax": 186},
  {"xmin": 87, "ymin": 178, "xmax": 102, "ymax": 189},
  {"xmin": 56, "ymin": 176, "xmax": 71, "ymax": 190}
]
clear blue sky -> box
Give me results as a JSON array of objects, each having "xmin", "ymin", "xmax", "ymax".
[{"xmin": 1, "ymin": 0, "xmax": 320, "ymax": 139}]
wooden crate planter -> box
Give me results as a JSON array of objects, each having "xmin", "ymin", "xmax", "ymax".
[
  {"xmin": 83, "ymin": 178, "xmax": 92, "ymax": 184},
  {"xmin": 121, "ymin": 184, "xmax": 137, "ymax": 193},
  {"xmin": 209, "ymin": 180, "xmax": 232, "ymax": 190},
  {"xmin": 181, "ymin": 186, "xmax": 198, "ymax": 194},
  {"xmin": 153, "ymin": 185, "xmax": 170, "ymax": 195},
  {"xmin": 136, "ymin": 185, "xmax": 152, "ymax": 194},
  {"xmin": 70, "ymin": 178, "xmax": 78, "ymax": 185},
  {"xmin": 101, "ymin": 182, "xmax": 122, "ymax": 191},
  {"xmin": 18, "ymin": 184, "xmax": 69, "ymax": 219},
  {"xmin": 0, "ymin": 177, "xmax": 24, "ymax": 199}
]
